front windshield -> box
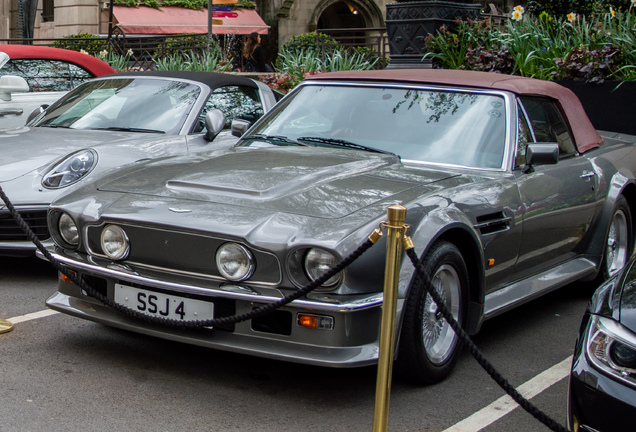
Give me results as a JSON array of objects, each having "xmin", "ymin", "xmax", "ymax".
[
  {"xmin": 32, "ymin": 78, "xmax": 201, "ymax": 134},
  {"xmin": 241, "ymin": 84, "xmax": 507, "ymax": 169}
]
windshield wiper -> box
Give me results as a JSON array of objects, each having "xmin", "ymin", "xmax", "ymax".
[
  {"xmin": 297, "ymin": 136, "xmax": 397, "ymax": 156},
  {"xmin": 90, "ymin": 127, "xmax": 165, "ymax": 134},
  {"xmin": 38, "ymin": 124, "xmax": 69, "ymax": 129},
  {"xmin": 248, "ymin": 134, "xmax": 309, "ymax": 147}
]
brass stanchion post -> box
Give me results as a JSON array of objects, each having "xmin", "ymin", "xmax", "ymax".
[
  {"xmin": 0, "ymin": 319, "xmax": 14, "ymax": 334},
  {"xmin": 372, "ymin": 204, "xmax": 407, "ymax": 432}
]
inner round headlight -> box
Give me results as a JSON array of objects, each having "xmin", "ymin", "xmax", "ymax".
[
  {"xmin": 58, "ymin": 213, "xmax": 79, "ymax": 246},
  {"xmin": 42, "ymin": 149, "xmax": 97, "ymax": 189},
  {"xmin": 100, "ymin": 224, "xmax": 129, "ymax": 260},
  {"xmin": 216, "ymin": 243, "xmax": 254, "ymax": 281},
  {"xmin": 304, "ymin": 248, "xmax": 341, "ymax": 287}
]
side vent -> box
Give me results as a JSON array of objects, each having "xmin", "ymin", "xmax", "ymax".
[{"xmin": 475, "ymin": 212, "xmax": 512, "ymax": 235}]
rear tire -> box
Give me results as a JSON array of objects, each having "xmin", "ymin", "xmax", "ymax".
[
  {"xmin": 599, "ymin": 196, "xmax": 632, "ymax": 281},
  {"xmin": 396, "ymin": 240, "xmax": 468, "ymax": 385}
]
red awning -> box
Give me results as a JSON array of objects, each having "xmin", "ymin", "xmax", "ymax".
[{"xmin": 112, "ymin": 6, "xmax": 269, "ymax": 35}]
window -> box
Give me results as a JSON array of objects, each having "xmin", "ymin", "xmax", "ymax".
[
  {"xmin": 515, "ymin": 104, "xmax": 533, "ymax": 168},
  {"xmin": 519, "ymin": 97, "xmax": 576, "ymax": 156},
  {"xmin": 0, "ymin": 60, "xmax": 93, "ymax": 91},
  {"xmin": 192, "ymin": 85, "xmax": 264, "ymax": 133},
  {"xmin": 42, "ymin": 0, "xmax": 54, "ymax": 22}
]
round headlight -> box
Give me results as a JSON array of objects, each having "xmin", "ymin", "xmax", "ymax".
[
  {"xmin": 304, "ymin": 248, "xmax": 341, "ymax": 287},
  {"xmin": 58, "ymin": 213, "xmax": 79, "ymax": 246},
  {"xmin": 100, "ymin": 224, "xmax": 129, "ymax": 260},
  {"xmin": 42, "ymin": 149, "xmax": 97, "ymax": 189},
  {"xmin": 216, "ymin": 243, "xmax": 254, "ymax": 281}
]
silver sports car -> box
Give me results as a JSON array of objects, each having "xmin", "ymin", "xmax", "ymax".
[
  {"xmin": 0, "ymin": 70, "xmax": 279, "ymax": 256},
  {"xmin": 44, "ymin": 69, "xmax": 636, "ymax": 384}
]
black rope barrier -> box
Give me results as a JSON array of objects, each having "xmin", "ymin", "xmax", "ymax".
[
  {"xmin": 406, "ymin": 247, "xmax": 570, "ymax": 432},
  {"xmin": 0, "ymin": 184, "xmax": 374, "ymax": 328}
]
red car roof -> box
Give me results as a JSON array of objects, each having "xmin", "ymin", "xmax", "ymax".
[
  {"xmin": 309, "ymin": 69, "xmax": 602, "ymax": 153},
  {"xmin": 0, "ymin": 44, "xmax": 115, "ymax": 77}
]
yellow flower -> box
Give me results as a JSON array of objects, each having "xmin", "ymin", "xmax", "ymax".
[
  {"xmin": 610, "ymin": 6, "xmax": 616, "ymax": 17},
  {"xmin": 80, "ymin": 49, "xmax": 88, "ymax": 55},
  {"xmin": 511, "ymin": 10, "xmax": 523, "ymax": 21},
  {"xmin": 567, "ymin": 12, "xmax": 577, "ymax": 22},
  {"xmin": 514, "ymin": 5, "xmax": 525, "ymax": 14}
]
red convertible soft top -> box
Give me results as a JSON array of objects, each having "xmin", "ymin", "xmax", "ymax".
[
  {"xmin": 0, "ymin": 44, "xmax": 115, "ymax": 77},
  {"xmin": 308, "ymin": 69, "xmax": 602, "ymax": 153}
]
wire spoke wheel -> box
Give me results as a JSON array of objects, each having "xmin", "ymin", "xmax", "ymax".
[
  {"xmin": 422, "ymin": 264, "xmax": 461, "ymax": 365},
  {"xmin": 606, "ymin": 208, "xmax": 629, "ymax": 278}
]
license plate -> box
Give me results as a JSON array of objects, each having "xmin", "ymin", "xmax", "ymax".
[{"xmin": 114, "ymin": 284, "xmax": 214, "ymax": 321}]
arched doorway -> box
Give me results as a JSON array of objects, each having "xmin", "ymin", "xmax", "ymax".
[
  {"xmin": 312, "ymin": 0, "xmax": 383, "ymax": 46},
  {"xmin": 317, "ymin": 2, "xmax": 366, "ymax": 30}
]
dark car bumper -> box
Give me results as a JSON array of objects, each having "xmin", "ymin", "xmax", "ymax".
[{"xmin": 569, "ymin": 332, "xmax": 636, "ymax": 432}]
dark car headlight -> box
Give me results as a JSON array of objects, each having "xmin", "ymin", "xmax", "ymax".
[
  {"xmin": 586, "ymin": 316, "xmax": 636, "ymax": 384},
  {"xmin": 58, "ymin": 212, "xmax": 79, "ymax": 247},
  {"xmin": 42, "ymin": 149, "xmax": 97, "ymax": 188},
  {"xmin": 216, "ymin": 242, "xmax": 255, "ymax": 282},
  {"xmin": 304, "ymin": 248, "xmax": 342, "ymax": 288}
]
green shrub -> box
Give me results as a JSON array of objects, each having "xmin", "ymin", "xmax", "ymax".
[
  {"xmin": 52, "ymin": 33, "xmax": 109, "ymax": 54},
  {"xmin": 154, "ymin": 49, "xmax": 232, "ymax": 72},
  {"xmin": 280, "ymin": 32, "xmax": 340, "ymax": 56}
]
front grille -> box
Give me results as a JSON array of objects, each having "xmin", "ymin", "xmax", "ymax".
[{"xmin": 0, "ymin": 209, "xmax": 49, "ymax": 241}]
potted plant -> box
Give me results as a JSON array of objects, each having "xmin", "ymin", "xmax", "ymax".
[{"xmin": 385, "ymin": 0, "xmax": 481, "ymax": 68}]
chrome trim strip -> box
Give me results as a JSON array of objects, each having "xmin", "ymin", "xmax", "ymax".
[
  {"xmin": 47, "ymin": 250, "xmax": 383, "ymax": 313},
  {"xmin": 484, "ymin": 257, "xmax": 597, "ymax": 318}
]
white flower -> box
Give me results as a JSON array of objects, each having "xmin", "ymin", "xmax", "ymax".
[
  {"xmin": 511, "ymin": 10, "xmax": 523, "ymax": 21},
  {"xmin": 567, "ymin": 12, "xmax": 577, "ymax": 22},
  {"xmin": 100, "ymin": 49, "xmax": 109, "ymax": 58},
  {"xmin": 514, "ymin": 5, "xmax": 525, "ymax": 14},
  {"xmin": 127, "ymin": 49, "xmax": 134, "ymax": 56},
  {"xmin": 80, "ymin": 49, "xmax": 88, "ymax": 55}
]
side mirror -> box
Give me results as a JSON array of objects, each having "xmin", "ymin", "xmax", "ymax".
[
  {"xmin": 26, "ymin": 104, "xmax": 49, "ymax": 124},
  {"xmin": 523, "ymin": 142, "xmax": 559, "ymax": 173},
  {"xmin": 0, "ymin": 75, "xmax": 29, "ymax": 101},
  {"xmin": 231, "ymin": 119, "xmax": 251, "ymax": 138},
  {"xmin": 204, "ymin": 109, "xmax": 226, "ymax": 142}
]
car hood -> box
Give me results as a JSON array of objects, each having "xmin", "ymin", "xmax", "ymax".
[
  {"xmin": 96, "ymin": 146, "xmax": 461, "ymax": 219},
  {"xmin": 0, "ymin": 127, "xmax": 174, "ymax": 182}
]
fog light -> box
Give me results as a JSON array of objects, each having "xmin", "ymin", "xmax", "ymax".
[{"xmin": 297, "ymin": 313, "xmax": 334, "ymax": 330}]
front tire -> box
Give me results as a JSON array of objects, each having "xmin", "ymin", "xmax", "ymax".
[{"xmin": 396, "ymin": 240, "xmax": 468, "ymax": 384}]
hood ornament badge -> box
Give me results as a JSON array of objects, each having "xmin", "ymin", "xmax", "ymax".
[{"xmin": 169, "ymin": 207, "xmax": 192, "ymax": 213}]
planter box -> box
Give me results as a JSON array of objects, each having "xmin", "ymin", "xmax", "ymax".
[
  {"xmin": 557, "ymin": 80, "xmax": 636, "ymax": 136},
  {"xmin": 385, "ymin": 1, "xmax": 481, "ymax": 69}
]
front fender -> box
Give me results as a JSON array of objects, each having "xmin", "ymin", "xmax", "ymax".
[{"xmin": 396, "ymin": 201, "xmax": 485, "ymax": 335}]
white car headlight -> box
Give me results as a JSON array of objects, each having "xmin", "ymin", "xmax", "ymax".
[
  {"xmin": 216, "ymin": 243, "xmax": 255, "ymax": 281},
  {"xmin": 586, "ymin": 315, "xmax": 636, "ymax": 384},
  {"xmin": 42, "ymin": 149, "xmax": 97, "ymax": 188},
  {"xmin": 304, "ymin": 248, "xmax": 341, "ymax": 287},
  {"xmin": 101, "ymin": 224, "xmax": 129, "ymax": 260},
  {"xmin": 58, "ymin": 213, "xmax": 79, "ymax": 247}
]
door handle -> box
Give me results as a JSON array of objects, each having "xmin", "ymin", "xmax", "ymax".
[{"xmin": 580, "ymin": 171, "xmax": 596, "ymax": 179}]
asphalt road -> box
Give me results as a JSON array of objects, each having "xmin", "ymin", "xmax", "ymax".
[{"xmin": 1, "ymin": 255, "xmax": 594, "ymax": 431}]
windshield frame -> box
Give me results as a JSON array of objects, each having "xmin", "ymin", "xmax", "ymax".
[{"xmin": 239, "ymin": 80, "xmax": 516, "ymax": 172}]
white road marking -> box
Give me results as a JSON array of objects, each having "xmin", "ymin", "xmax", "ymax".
[
  {"xmin": 7, "ymin": 309, "xmax": 59, "ymax": 324},
  {"xmin": 442, "ymin": 356, "xmax": 573, "ymax": 432}
]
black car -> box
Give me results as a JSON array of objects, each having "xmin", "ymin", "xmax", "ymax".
[{"xmin": 569, "ymin": 257, "xmax": 636, "ymax": 432}]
